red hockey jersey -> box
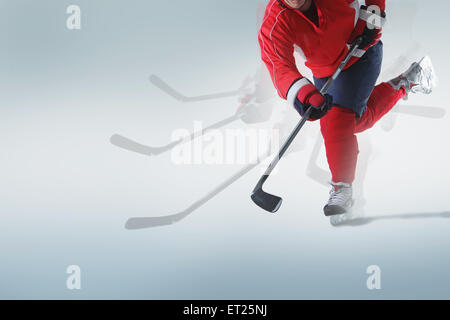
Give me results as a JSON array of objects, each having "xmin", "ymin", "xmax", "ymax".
[{"xmin": 259, "ymin": 0, "xmax": 385, "ymax": 101}]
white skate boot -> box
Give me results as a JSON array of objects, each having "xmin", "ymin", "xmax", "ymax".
[
  {"xmin": 323, "ymin": 182, "xmax": 354, "ymax": 217},
  {"xmin": 388, "ymin": 56, "xmax": 437, "ymax": 98}
]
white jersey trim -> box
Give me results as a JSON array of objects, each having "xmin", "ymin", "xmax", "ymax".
[
  {"xmin": 287, "ymin": 78, "xmax": 312, "ymax": 108},
  {"xmin": 258, "ymin": 3, "xmax": 288, "ymax": 98}
]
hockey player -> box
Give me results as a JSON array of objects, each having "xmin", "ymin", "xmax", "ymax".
[{"xmin": 259, "ymin": 0, "xmax": 435, "ymax": 216}]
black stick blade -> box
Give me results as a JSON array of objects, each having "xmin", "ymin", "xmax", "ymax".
[{"xmin": 251, "ymin": 188, "xmax": 282, "ymax": 213}]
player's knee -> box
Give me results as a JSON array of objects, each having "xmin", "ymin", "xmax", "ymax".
[{"xmin": 321, "ymin": 106, "xmax": 356, "ymax": 140}]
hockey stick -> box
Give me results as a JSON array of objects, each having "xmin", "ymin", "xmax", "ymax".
[
  {"xmin": 394, "ymin": 105, "xmax": 446, "ymax": 119},
  {"xmin": 382, "ymin": 105, "xmax": 446, "ymax": 131},
  {"xmin": 125, "ymin": 149, "xmax": 272, "ymax": 229},
  {"xmin": 110, "ymin": 113, "xmax": 243, "ymax": 156},
  {"xmin": 251, "ymin": 37, "xmax": 363, "ymax": 213},
  {"xmin": 150, "ymin": 75, "xmax": 249, "ymax": 102}
]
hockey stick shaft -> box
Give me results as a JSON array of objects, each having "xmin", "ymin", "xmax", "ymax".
[
  {"xmin": 150, "ymin": 75, "xmax": 245, "ymax": 102},
  {"xmin": 111, "ymin": 113, "xmax": 243, "ymax": 156},
  {"xmin": 394, "ymin": 105, "xmax": 446, "ymax": 119}
]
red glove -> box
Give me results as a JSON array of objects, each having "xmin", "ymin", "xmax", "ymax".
[
  {"xmin": 296, "ymin": 81, "xmax": 325, "ymax": 110},
  {"xmin": 291, "ymin": 78, "xmax": 332, "ymax": 121},
  {"xmin": 348, "ymin": 5, "xmax": 386, "ymax": 55}
]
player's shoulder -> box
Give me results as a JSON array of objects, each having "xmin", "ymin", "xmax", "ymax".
[{"xmin": 260, "ymin": 0, "xmax": 290, "ymax": 31}]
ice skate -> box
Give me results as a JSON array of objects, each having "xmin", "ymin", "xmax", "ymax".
[
  {"xmin": 388, "ymin": 56, "xmax": 437, "ymax": 99},
  {"xmin": 323, "ymin": 182, "xmax": 354, "ymax": 217}
]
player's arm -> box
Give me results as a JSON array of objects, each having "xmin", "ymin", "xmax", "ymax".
[
  {"xmin": 348, "ymin": 0, "xmax": 386, "ymax": 57},
  {"xmin": 258, "ymin": 23, "xmax": 301, "ymax": 101},
  {"xmin": 258, "ymin": 24, "xmax": 329, "ymax": 120}
]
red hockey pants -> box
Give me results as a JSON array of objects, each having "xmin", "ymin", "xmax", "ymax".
[{"xmin": 320, "ymin": 82, "xmax": 406, "ymax": 184}]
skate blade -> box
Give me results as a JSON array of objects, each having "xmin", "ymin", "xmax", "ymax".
[
  {"xmin": 329, "ymin": 199, "xmax": 364, "ymax": 226},
  {"xmin": 330, "ymin": 211, "xmax": 353, "ymax": 226}
]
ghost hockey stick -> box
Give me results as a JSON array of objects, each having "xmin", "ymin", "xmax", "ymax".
[
  {"xmin": 125, "ymin": 148, "xmax": 272, "ymax": 229},
  {"xmin": 150, "ymin": 75, "xmax": 250, "ymax": 102},
  {"xmin": 393, "ymin": 105, "xmax": 446, "ymax": 118},
  {"xmin": 251, "ymin": 37, "xmax": 364, "ymax": 213},
  {"xmin": 110, "ymin": 91, "xmax": 260, "ymax": 156},
  {"xmin": 110, "ymin": 113, "xmax": 242, "ymax": 156}
]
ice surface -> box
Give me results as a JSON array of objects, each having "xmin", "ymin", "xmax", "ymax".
[{"xmin": 0, "ymin": 0, "xmax": 449, "ymax": 299}]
